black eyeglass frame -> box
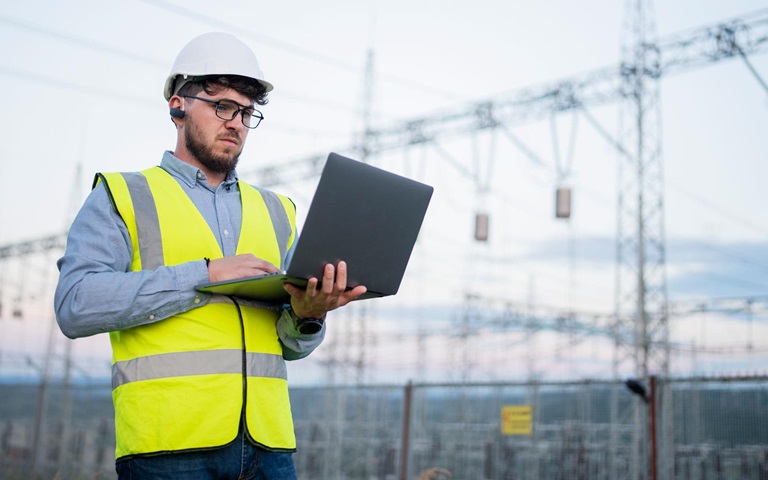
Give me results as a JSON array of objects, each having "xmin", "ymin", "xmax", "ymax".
[{"xmin": 182, "ymin": 95, "xmax": 264, "ymax": 129}]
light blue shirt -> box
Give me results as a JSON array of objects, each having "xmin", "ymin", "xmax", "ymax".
[{"xmin": 54, "ymin": 151, "xmax": 323, "ymax": 360}]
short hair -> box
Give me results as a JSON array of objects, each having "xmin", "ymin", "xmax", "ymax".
[{"xmin": 177, "ymin": 75, "xmax": 269, "ymax": 106}]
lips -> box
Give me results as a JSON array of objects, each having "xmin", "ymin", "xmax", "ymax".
[{"xmin": 218, "ymin": 136, "xmax": 240, "ymax": 147}]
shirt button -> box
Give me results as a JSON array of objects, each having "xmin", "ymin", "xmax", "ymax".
[
  {"xmin": 223, "ymin": 229, "xmax": 230, "ymax": 236},
  {"xmin": 148, "ymin": 314, "xmax": 155, "ymax": 320},
  {"xmin": 197, "ymin": 172, "xmax": 203, "ymax": 178},
  {"xmin": 194, "ymin": 297, "xmax": 201, "ymax": 304}
]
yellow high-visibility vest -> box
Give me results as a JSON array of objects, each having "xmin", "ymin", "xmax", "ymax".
[{"xmin": 96, "ymin": 167, "xmax": 297, "ymax": 459}]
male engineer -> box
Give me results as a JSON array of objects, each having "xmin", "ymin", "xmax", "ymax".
[{"xmin": 55, "ymin": 32, "xmax": 366, "ymax": 479}]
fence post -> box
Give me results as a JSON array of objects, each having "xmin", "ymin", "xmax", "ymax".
[
  {"xmin": 400, "ymin": 381, "xmax": 413, "ymax": 480},
  {"xmin": 650, "ymin": 375, "xmax": 658, "ymax": 480}
]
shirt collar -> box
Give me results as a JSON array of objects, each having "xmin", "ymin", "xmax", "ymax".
[{"xmin": 160, "ymin": 150, "xmax": 239, "ymax": 189}]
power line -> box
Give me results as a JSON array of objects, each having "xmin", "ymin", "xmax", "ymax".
[
  {"xmin": 667, "ymin": 178, "xmax": 768, "ymax": 237},
  {"xmin": 137, "ymin": 0, "xmax": 467, "ymax": 102},
  {"xmin": 0, "ymin": 65, "xmax": 352, "ymax": 138},
  {"xmin": 140, "ymin": 0, "xmax": 362, "ymax": 71},
  {"xmin": 674, "ymin": 238, "xmax": 768, "ymax": 274},
  {"xmin": 0, "ymin": 13, "xmax": 363, "ymax": 118},
  {"xmin": 0, "ymin": 15, "xmax": 167, "ymax": 67},
  {"xmin": 0, "ymin": 66, "xmax": 157, "ymax": 106}
]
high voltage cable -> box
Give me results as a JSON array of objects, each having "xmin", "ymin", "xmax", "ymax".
[
  {"xmin": 668, "ymin": 178, "xmax": 768, "ymax": 237},
  {"xmin": 680, "ymin": 266, "xmax": 768, "ymax": 291},
  {"xmin": 0, "ymin": 15, "xmax": 167, "ymax": 67},
  {"xmin": 0, "ymin": 65, "xmax": 350, "ymax": 137},
  {"xmin": 0, "ymin": 14, "xmax": 361, "ymax": 117},
  {"xmin": 138, "ymin": 0, "xmax": 361, "ymax": 70},
  {"xmin": 674, "ymin": 238, "xmax": 768, "ymax": 275},
  {"xmin": 580, "ymin": 102, "xmax": 768, "ymax": 272},
  {"xmin": 0, "ymin": 66, "xmax": 157, "ymax": 106},
  {"xmin": 137, "ymin": 0, "xmax": 467, "ymax": 102}
]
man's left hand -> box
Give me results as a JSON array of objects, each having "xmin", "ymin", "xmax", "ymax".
[{"xmin": 284, "ymin": 261, "xmax": 367, "ymax": 319}]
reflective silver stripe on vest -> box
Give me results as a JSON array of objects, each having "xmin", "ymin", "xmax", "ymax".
[
  {"xmin": 112, "ymin": 350, "xmax": 288, "ymax": 389},
  {"xmin": 122, "ymin": 172, "xmax": 164, "ymax": 270},
  {"xmin": 253, "ymin": 186, "xmax": 292, "ymax": 267}
]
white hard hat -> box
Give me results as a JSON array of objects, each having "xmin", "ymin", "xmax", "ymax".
[{"xmin": 163, "ymin": 32, "xmax": 274, "ymax": 100}]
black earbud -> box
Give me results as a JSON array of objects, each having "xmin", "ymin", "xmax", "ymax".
[{"xmin": 169, "ymin": 108, "xmax": 186, "ymax": 119}]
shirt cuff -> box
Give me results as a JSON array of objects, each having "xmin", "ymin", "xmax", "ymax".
[{"xmin": 277, "ymin": 306, "xmax": 326, "ymax": 360}]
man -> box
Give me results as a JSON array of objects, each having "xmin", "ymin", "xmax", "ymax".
[{"xmin": 54, "ymin": 32, "xmax": 366, "ymax": 480}]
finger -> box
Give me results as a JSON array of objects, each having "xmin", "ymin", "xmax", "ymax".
[
  {"xmin": 346, "ymin": 285, "xmax": 367, "ymax": 300},
  {"xmin": 322, "ymin": 264, "xmax": 336, "ymax": 294},
  {"xmin": 262, "ymin": 264, "xmax": 280, "ymax": 274},
  {"xmin": 239, "ymin": 254, "xmax": 279, "ymax": 274},
  {"xmin": 253, "ymin": 258, "xmax": 279, "ymax": 273},
  {"xmin": 304, "ymin": 277, "xmax": 319, "ymax": 297},
  {"xmin": 283, "ymin": 282, "xmax": 303, "ymax": 298},
  {"xmin": 339, "ymin": 285, "xmax": 367, "ymax": 307},
  {"xmin": 335, "ymin": 261, "xmax": 348, "ymax": 291}
]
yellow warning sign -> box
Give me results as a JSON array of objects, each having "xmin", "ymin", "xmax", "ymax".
[{"xmin": 501, "ymin": 405, "xmax": 533, "ymax": 435}]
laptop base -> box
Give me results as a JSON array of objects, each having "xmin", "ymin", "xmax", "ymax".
[{"xmin": 197, "ymin": 274, "xmax": 383, "ymax": 304}]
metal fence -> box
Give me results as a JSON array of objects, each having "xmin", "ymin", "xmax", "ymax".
[{"xmin": 1, "ymin": 376, "xmax": 767, "ymax": 479}]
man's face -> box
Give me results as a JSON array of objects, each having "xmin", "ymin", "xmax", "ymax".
[{"xmin": 183, "ymin": 89, "xmax": 252, "ymax": 175}]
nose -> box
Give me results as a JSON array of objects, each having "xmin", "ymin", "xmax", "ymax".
[{"xmin": 223, "ymin": 113, "xmax": 244, "ymax": 131}]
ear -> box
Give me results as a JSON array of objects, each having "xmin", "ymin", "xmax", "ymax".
[{"xmin": 169, "ymin": 96, "xmax": 185, "ymax": 124}]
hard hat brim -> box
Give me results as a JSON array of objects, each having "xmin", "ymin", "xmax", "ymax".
[{"xmin": 163, "ymin": 74, "xmax": 274, "ymax": 101}]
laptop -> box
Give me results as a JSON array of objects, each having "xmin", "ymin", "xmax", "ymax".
[{"xmin": 195, "ymin": 152, "xmax": 434, "ymax": 303}]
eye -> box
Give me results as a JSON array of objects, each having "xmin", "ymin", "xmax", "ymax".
[{"xmin": 215, "ymin": 102, "xmax": 238, "ymax": 117}]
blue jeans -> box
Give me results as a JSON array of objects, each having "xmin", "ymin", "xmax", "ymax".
[{"xmin": 115, "ymin": 428, "xmax": 297, "ymax": 480}]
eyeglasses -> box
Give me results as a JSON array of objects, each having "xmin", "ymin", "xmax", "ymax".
[{"xmin": 183, "ymin": 95, "xmax": 264, "ymax": 129}]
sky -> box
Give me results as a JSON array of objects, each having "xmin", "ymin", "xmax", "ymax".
[{"xmin": 0, "ymin": 0, "xmax": 767, "ymax": 385}]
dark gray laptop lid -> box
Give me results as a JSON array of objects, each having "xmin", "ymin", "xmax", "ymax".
[
  {"xmin": 285, "ymin": 152, "xmax": 433, "ymax": 296},
  {"xmin": 196, "ymin": 152, "xmax": 433, "ymax": 302}
]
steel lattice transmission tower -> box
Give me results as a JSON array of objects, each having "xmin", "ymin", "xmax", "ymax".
[
  {"xmin": 614, "ymin": 0, "xmax": 670, "ymax": 380},
  {"xmin": 617, "ymin": 2, "xmax": 671, "ymax": 479}
]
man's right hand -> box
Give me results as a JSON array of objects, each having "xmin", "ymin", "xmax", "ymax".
[{"xmin": 206, "ymin": 254, "xmax": 279, "ymax": 283}]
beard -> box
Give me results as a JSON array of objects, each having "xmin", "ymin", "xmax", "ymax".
[{"xmin": 184, "ymin": 119, "xmax": 242, "ymax": 174}]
